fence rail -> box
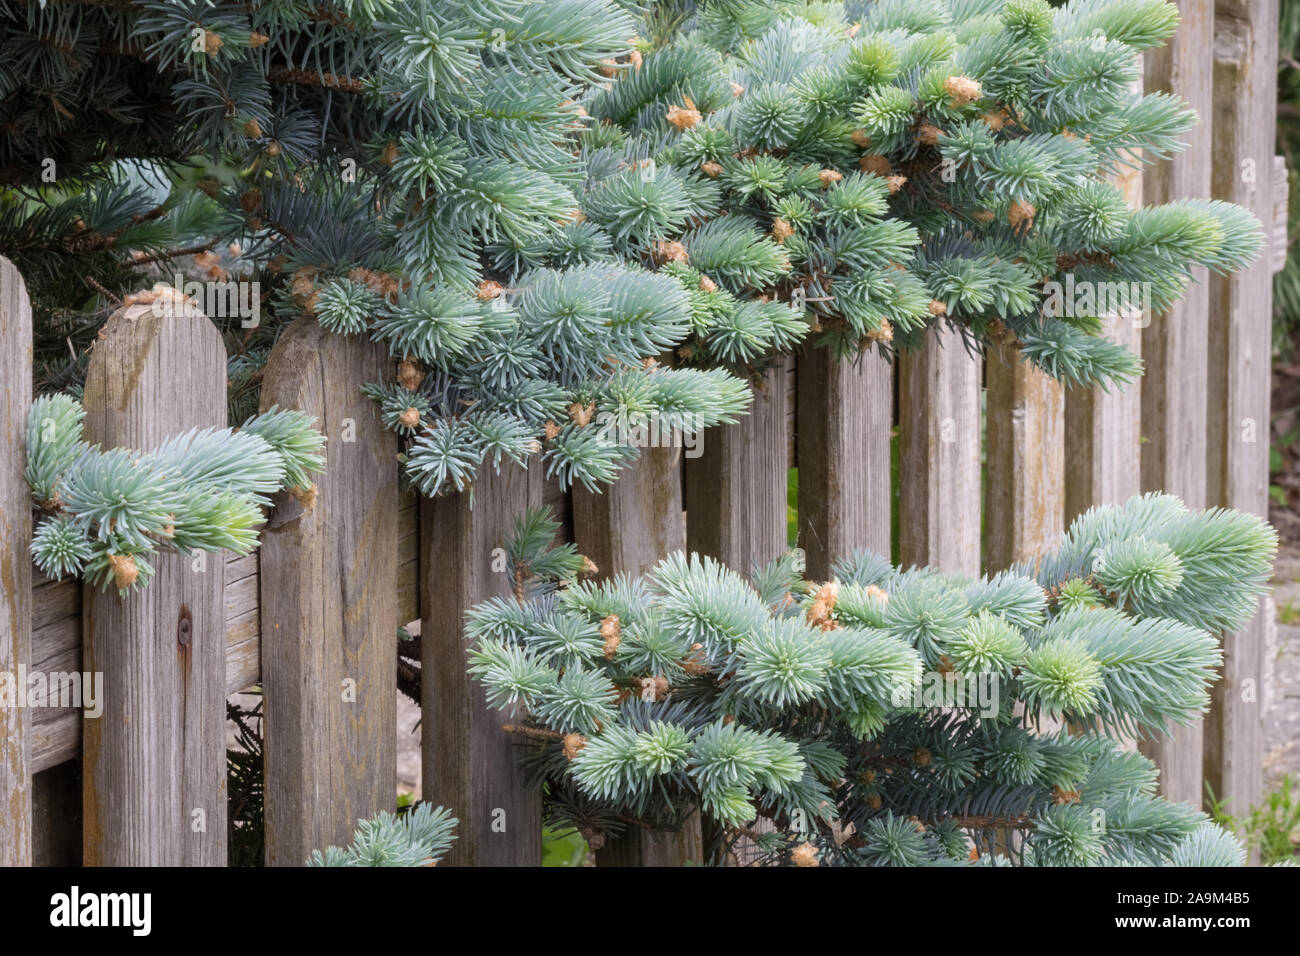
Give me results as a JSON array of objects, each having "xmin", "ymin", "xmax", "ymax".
[{"xmin": 0, "ymin": 1, "xmax": 1286, "ymax": 866}]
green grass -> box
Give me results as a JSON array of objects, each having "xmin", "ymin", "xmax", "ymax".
[{"xmin": 1208, "ymin": 775, "xmax": 1300, "ymax": 865}]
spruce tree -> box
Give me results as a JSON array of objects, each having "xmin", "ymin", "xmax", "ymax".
[
  {"xmin": 465, "ymin": 496, "xmax": 1277, "ymax": 866},
  {"xmin": 2, "ymin": 0, "xmax": 1266, "ymax": 499}
]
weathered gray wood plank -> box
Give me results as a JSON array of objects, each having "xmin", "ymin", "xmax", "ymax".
[
  {"xmin": 796, "ymin": 345, "xmax": 892, "ymax": 579},
  {"xmin": 984, "ymin": 347, "xmax": 1064, "ymax": 572},
  {"xmin": 1204, "ymin": 0, "xmax": 1277, "ymax": 826},
  {"xmin": 898, "ymin": 326, "xmax": 981, "ymax": 576},
  {"xmin": 80, "ymin": 294, "xmax": 227, "ymax": 866},
  {"xmin": 258, "ymin": 317, "xmax": 399, "ymax": 866},
  {"xmin": 1135, "ymin": 4, "xmax": 1209, "ymax": 807},
  {"xmin": 422, "ymin": 462, "xmax": 543, "ymax": 866},
  {"xmin": 574, "ymin": 445, "xmax": 703, "ymax": 865},
  {"xmin": 0, "ymin": 256, "xmax": 33, "ymax": 865},
  {"xmin": 686, "ymin": 357, "xmax": 791, "ymax": 574}
]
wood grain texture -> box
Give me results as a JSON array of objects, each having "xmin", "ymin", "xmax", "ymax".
[
  {"xmin": 258, "ymin": 318, "xmax": 399, "ymax": 866},
  {"xmin": 80, "ymin": 296, "xmax": 227, "ymax": 866},
  {"xmin": 685, "ymin": 357, "xmax": 791, "ymax": 574},
  {"xmin": 422, "ymin": 462, "xmax": 543, "ymax": 866},
  {"xmin": 1203, "ymin": 0, "xmax": 1277, "ymax": 824},
  {"xmin": 1135, "ymin": 5, "xmax": 1209, "ymax": 806},
  {"xmin": 0, "ymin": 256, "xmax": 33, "ymax": 864},
  {"xmin": 573, "ymin": 445, "xmax": 684, "ymax": 579},
  {"xmin": 898, "ymin": 326, "xmax": 981, "ymax": 576},
  {"xmin": 574, "ymin": 447, "xmax": 703, "ymax": 865},
  {"xmin": 983, "ymin": 347, "xmax": 1064, "ymax": 572},
  {"xmin": 796, "ymin": 345, "xmax": 892, "ymax": 580}
]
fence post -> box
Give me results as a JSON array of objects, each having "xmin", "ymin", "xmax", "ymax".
[
  {"xmin": 422, "ymin": 462, "xmax": 543, "ymax": 866},
  {"xmin": 898, "ymin": 326, "xmax": 981, "ymax": 576},
  {"xmin": 573, "ymin": 447, "xmax": 704, "ymax": 865},
  {"xmin": 686, "ymin": 357, "xmax": 791, "ymax": 573},
  {"xmin": 80, "ymin": 294, "xmax": 227, "ymax": 865},
  {"xmin": 1136, "ymin": 11, "xmax": 1209, "ymax": 804},
  {"xmin": 1204, "ymin": 0, "xmax": 1278, "ymax": 827},
  {"xmin": 0, "ymin": 256, "xmax": 33, "ymax": 865},
  {"xmin": 796, "ymin": 345, "xmax": 892, "ymax": 578},
  {"xmin": 258, "ymin": 318, "xmax": 398, "ymax": 866},
  {"xmin": 983, "ymin": 347, "xmax": 1064, "ymax": 572}
]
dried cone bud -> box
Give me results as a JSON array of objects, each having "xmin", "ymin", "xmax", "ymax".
[
  {"xmin": 943, "ymin": 75, "xmax": 982, "ymax": 107},
  {"xmin": 864, "ymin": 584, "xmax": 889, "ymax": 604},
  {"xmin": 598, "ymin": 58, "xmax": 618, "ymax": 77},
  {"xmin": 397, "ymin": 357, "xmax": 423, "ymax": 391},
  {"xmin": 806, "ymin": 581, "xmax": 841, "ymax": 631},
  {"xmin": 851, "ymin": 128, "xmax": 872, "ymax": 149},
  {"xmin": 818, "ymin": 168, "xmax": 843, "ymax": 189},
  {"xmin": 885, "ymin": 174, "xmax": 907, "ymax": 194},
  {"xmin": 868, "ymin": 794, "xmax": 883, "ymax": 810},
  {"xmin": 666, "ymin": 101, "xmax": 701, "ymax": 130},
  {"xmin": 477, "ymin": 279, "xmax": 504, "ymax": 301},
  {"xmin": 1007, "ymin": 199, "xmax": 1035, "ymax": 229},
  {"xmin": 730, "ymin": 82, "xmax": 745, "ymax": 97},
  {"xmin": 398, "ymin": 407, "xmax": 421, "ymax": 429},
  {"xmin": 770, "ymin": 217, "xmax": 794, "ymax": 243},
  {"xmin": 266, "ymin": 141, "xmax": 281, "ymax": 158},
  {"xmin": 543, "ymin": 419, "xmax": 561, "ymax": 441},
  {"xmin": 698, "ymin": 275, "xmax": 717, "ymax": 293},
  {"xmin": 912, "ymin": 748, "xmax": 931, "ymax": 767},
  {"xmin": 629, "ymin": 49, "xmax": 643, "ymax": 71},
  {"xmin": 242, "ymin": 118, "xmax": 262, "ymax": 139},
  {"xmin": 653, "ymin": 240, "xmax": 688, "ymax": 264},
  {"xmin": 580, "ymin": 555, "xmax": 599, "ymax": 576},
  {"xmin": 289, "ymin": 482, "xmax": 319, "ymax": 510},
  {"xmin": 107, "ymin": 553, "xmax": 139, "ymax": 591},
  {"xmin": 700, "ymin": 160, "xmax": 723, "ymax": 178},
  {"xmin": 249, "ymin": 31, "xmax": 270, "ymax": 48},
  {"xmin": 203, "ymin": 30, "xmax": 223, "ymax": 55},
  {"xmin": 860, "ymin": 154, "xmax": 891, "ymax": 177},
  {"xmin": 973, "ymin": 209, "xmax": 996, "ymax": 223},
  {"xmin": 1053, "ymin": 786, "xmax": 1081, "ymax": 805},
  {"xmin": 928, "ymin": 299, "xmax": 947, "ymax": 316},
  {"xmin": 566, "ymin": 401, "xmax": 595, "ymax": 427},
  {"xmin": 791, "ymin": 843, "xmax": 820, "ymax": 867},
  {"xmin": 562, "ymin": 733, "xmax": 587, "ymax": 761},
  {"xmin": 982, "ymin": 111, "xmax": 1006, "ymax": 132},
  {"xmin": 916, "ymin": 124, "xmax": 943, "ymax": 146},
  {"xmin": 290, "ymin": 267, "xmax": 321, "ymax": 313},
  {"xmin": 381, "ymin": 141, "xmax": 399, "ymax": 166},
  {"xmin": 600, "ymin": 615, "xmax": 621, "ymax": 659},
  {"xmin": 240, "ymin": 189, "xmax": 263, "ymax": 213},
  {"xmin": 683, "ymin": 642, "xmax": 709, "ymax": 676}
]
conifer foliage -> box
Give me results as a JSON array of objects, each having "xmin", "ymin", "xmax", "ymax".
[
  {"xmin": 25, "ymin": 392, "xmax": 325, "ymax": 594},
  {"xmin": 583, "ymin": 0, "xmax": 1263, "ymax": 387},
  {"xmin": 465, "ymin": 496, "xmax": 1276, "ymax": 866},
  {"xmin": 2, "ymin": 0, "xmax": 1265, "ymax": 497}
]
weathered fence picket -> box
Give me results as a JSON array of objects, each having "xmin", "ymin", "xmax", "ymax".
[
  {"xmin": 899, "ymin": 325, "xmax": 981, "ymax": 575},
  {"xmin": 796, "ymin": 345, "xmax": 892, "ymax": 579},
  {"xmin": 984, "ymin": 351, "xmax": 1064, "ymax": 572},
  {"xmin": 80, "ymin": 295, "xmax": 228, "ymax": 866},
  {"xmin": 1204, "ymin": 0, "xmax": 1279, "ymax": 826},
  {"xmin": 686, "ymin": 357, "xmax": 791, "ymax": 572},
  {"xmin": 574, "ymin": 449, "xmax": 706, "ymax": 865},
  {"xmin": 421, "ymin": 462, "xmax": 543, "ymax": 866},
  {"xmin": 1136, "ymin": 10, "xmax": 1212, "ymax": 804},
  {"xmin": 258, "ymin": 318, "xmax": 399, "ymax": 866},
  {"xmin": 0, "ymin": 256, "xmax": 33, "ymax": 866}
]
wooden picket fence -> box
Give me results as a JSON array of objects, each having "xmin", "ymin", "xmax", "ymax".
[{"xmin": 0, "ymin": 1, "xmax": 1284, "ymax": 866}]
